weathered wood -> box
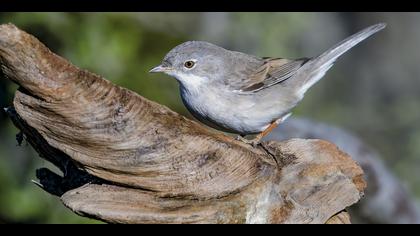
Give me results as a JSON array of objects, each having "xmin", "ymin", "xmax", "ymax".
[
  {"xmin": 326, "ymin": 211, "xmax": 351, "ymax": 224},
  {"xmin": 0, "ymin": 23, "xmax": 365, "ymax": 224}
]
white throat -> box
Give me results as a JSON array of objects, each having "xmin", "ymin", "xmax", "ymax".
[{"xmin": 168, "ymin": 72, "xmax": 207, "ymax": 91}]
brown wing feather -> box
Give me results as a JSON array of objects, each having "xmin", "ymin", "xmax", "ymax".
[{"xmin": 239, "ymin": 57, "xmax": 310, "ymax": 92}]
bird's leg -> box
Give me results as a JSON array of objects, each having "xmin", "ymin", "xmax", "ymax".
[
  {"xmin": 252, "ymin": 121, "xmax": 280, "ymax": 145},
  {"xmin": 234, "ymin": 122, "xmax": 278, "ymax": 147},
  {"xmin": 237, "ymin": 113, "xmax": 292, "ymax": 147}
]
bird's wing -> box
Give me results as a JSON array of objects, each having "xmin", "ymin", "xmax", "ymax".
[{"xmin": 234, "ymin": 57, "xmax": 310, "ymax": 93}]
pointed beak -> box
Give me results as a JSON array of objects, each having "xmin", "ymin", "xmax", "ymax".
[{"xmin": 149, "ymin": 64, "xmax": 171, "ymax": 73}]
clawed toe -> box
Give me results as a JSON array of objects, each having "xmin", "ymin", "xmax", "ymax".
[{"xmin": 235, "ymin": 135, "xmax": 261, "ymax": 147}]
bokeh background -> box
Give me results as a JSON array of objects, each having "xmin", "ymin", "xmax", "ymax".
[{"xmin": 0, "ymin": 12, "xmax": 419, "ymax": 223}]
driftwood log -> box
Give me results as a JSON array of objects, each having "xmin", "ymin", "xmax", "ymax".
[{"xmin": 0, "ymin": 23, "xmax": 365, "ymax": 224}]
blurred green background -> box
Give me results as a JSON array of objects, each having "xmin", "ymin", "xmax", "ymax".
[{"xmin": 0, "ymin": 12, "xmax": 418, "ymax": 223}]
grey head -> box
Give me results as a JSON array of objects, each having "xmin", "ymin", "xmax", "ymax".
[{"xmin": 150, "ymin": 41, "xmax": 262, "ymax": 89}]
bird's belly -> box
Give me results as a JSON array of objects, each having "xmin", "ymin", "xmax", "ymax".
[
  {"xmin": 181, "ymin": 89, "xmax": 274, "ymax": 135},
  {"xmin": 188, "ymin": 105, "xmax": 269, "ymax": 135}
]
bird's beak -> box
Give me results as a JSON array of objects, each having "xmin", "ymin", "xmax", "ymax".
[{"xmin": 149, "ymin": 64, "xmax": 171, "ymax": 73}]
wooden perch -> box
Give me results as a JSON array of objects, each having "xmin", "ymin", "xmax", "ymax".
[{"xmin": 0, "ymin": 23, "xmax": 365, "ymax": 224}]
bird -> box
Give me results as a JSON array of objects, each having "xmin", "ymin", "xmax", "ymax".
[{"xmin": 149, "ymin": 23, "xmax": 386, "ymax": 146}]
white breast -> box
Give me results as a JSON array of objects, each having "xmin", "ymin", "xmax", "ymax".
[{"xmin": 179, "ymin": 84, "xmax": 273, "ymax": 135}]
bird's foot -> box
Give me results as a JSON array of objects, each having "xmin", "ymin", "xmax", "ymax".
[
  {"xmin": 234, "ymin": 116, "xmax": 290, "ymax": 147},
  {"xmin": 235, "ymin": 135, "xmax": 261, "ymax": 148}
]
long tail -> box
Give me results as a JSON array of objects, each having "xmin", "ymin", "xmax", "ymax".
[{"xmin": 293, "ymin": 23, "xmax": 386, "ymax": 96}]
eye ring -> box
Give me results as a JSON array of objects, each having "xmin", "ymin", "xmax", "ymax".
[{"xmin": 184, "ymin": 60, "xmax": 195, "ymax": 69}]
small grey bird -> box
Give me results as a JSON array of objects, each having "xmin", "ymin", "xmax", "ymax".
[{"xmin": 150, "ymin": 23, "xmax": 386, "ymax": 145}]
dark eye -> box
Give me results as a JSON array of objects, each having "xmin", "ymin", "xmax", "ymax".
[{"xmin": 184, "ymin": 60, "xmax": 195, "ymax": 69}]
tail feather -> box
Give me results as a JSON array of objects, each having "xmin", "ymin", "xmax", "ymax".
[{"xmin": 294, "ymin": 23, "xmax": 386, "ymax": 96}]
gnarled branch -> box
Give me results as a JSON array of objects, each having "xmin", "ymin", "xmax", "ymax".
[{"xmin": 0, "ymin": 23, "xmax": 365, "ymax": 224}]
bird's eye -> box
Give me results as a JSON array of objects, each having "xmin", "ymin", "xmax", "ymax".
[{"xmin": 184, "ymin": 60, "xmax": 195, "ymax": 69}]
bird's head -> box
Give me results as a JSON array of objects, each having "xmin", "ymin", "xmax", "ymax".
[{"xmin": 150, "ymin": 41, "xmax": 230, "ymax": 89}]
